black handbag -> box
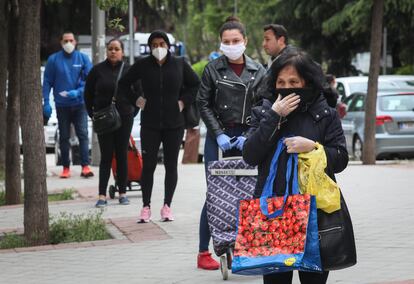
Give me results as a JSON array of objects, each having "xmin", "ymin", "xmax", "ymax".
[
  {"xmin": 177, "ymin": 57, "xmax": 200, "ymax": 128},
  {"xmin": 317, "ymin": 191, "xmax": 357, "ymax": 270},
  {"xmin": 93, "ymin": 62, "xmax": 124, "ymax": 135},
  {"xmin": 183, "ymin": 101, "xmax": 200, "ymax": 128}
]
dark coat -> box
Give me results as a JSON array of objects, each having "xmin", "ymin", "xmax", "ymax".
[
  {"xmin": 84, "ymin": 59, "xmax": 137, "ymax": 118},
  {"xmin": 243, "ymin": 95, "xmax": 348, "ymax": 198},
  {"xmin": 118, "ymin": 53, "xmax": 200, "ymax": 129},
  {"xmin": 197, "ymin": 55, "xmax": 266, "ymax": 137}
]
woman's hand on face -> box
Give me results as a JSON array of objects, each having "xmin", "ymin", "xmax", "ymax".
[
  {"xmin": 178, "ymin": 100, "xmax": 184, "ymax": 112},
  {"xmin": 284, "ymin": 136, "xmax": 316, "ymax": 153},
  {"xmin": 136, "ymin": 96, "xmax": 146, "ymax": 110},
  {"xmin": 271, "ymin": 93, "xmax": 300, "ymax": 117}
]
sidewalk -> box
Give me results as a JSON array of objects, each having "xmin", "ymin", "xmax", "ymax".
[{"xmin": 0, "ymin": 156, "xmax": 414, "ymax": 283}]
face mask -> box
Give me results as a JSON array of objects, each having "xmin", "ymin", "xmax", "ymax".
[
  {"xmin": 220, "ymin": 43, "xmax": 246, "ymax": 61},
  {"xmin": 152, "ymin": 47, "xmax": 168, "ymax": 61},
  {"xmin": 62, "ymin": 42, "xmax": 75, "ymax": 54},
  {"xmin": 273, "ymin": 87, "xmax": 320, "ymax": 112}
]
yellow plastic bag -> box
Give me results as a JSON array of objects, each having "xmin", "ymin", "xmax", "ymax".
[{"xmin": 298, "ymin": 143, "xmax": 341, "ymax": 213}]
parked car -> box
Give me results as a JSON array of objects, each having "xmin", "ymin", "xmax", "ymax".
[
  {"xmin": 336, "ymin": 75, "xmax": 414, "ymax": 100},
  {"xmin": 341, "ymin": 90, "xmax": 414, "ymax": 160},
  {"xmin": 54, "ymin": 113, "xmax": 143, "ymax": 165}
]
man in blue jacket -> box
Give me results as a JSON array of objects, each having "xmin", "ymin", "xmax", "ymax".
[{"xmin": 43, "ymin": 32, "xmax": 94, "ymax": 178}]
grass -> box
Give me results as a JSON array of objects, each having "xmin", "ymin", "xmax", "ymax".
[
  {"xmin": 0, "ymin": 188, "xmax": 75, "ymax": 206},
  {"xmin": 47, "ymin": 189, "xmax": 75, "ymax": 202},
  {"xmin": 0, "ymin": 191, "xmax": 4, "ymax": 206},
  {"xmin": 0, "ymin": 233, "xmax": 26, "ymax": 249},
  {"xmin": 0, "ymin": 211, "xmax": 111, "ymax": 249},
  {"xmin": 49, "ymin": 212, "xmax": 111, "ymax": 244}
]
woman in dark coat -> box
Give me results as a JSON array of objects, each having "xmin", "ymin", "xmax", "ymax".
[
  {"xmin": 84, "ymin": 39, "xmax": 138, "ymax": 207},
  {"xmin": 118, "ymin": 30, "xmax": 200, "ymax": 223},
  {"xmin": 243, "ymin": 50, "xmax": 349, "ymax": 284}
]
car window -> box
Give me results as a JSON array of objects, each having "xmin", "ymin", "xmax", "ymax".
[
  {"xmin": 379, "ymin": 94, "xmax": 414, "ymax": 111},
  {"xmin": 336, "ymin": 82, "xmax": 345, "ymax": 98},
  {"xmin": 343, "ymin": 94, "xmax": 355, "ymax": 105},
  {"xmin": 348, "ymin": 95, "xmax": 365, "ymax": 112}
]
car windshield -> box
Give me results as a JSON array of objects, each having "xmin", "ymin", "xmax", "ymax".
[
  {"xmin": 379, "ymin": 94, "xmax": 414, "ymax": 112},
  {"xmin": 349, "ymin": 81, "xmax": 397, "ymax": 94}
]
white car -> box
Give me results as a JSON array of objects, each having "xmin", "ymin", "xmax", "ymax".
[
  {"xmin": 54, "ymin": 114, "xmax": 141, "ymax": 166},
  {"xmin": 336, "ymin": 75, "xmax": 414, "ymax": 101}
]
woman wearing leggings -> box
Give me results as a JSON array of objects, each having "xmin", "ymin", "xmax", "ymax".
[
  {"xmin": 84, "ymin": 38, "xmax": 138, "ymax": 207},
  {"xmin": 118, "ymin": 30, "xmax": 200, "ymax": 222}
]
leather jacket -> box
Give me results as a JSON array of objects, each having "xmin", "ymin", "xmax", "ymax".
[{"xmin": 197, "ymin": 55, "xmax": 266, "ymax": 137}]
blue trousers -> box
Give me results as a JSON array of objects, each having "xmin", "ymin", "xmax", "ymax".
[
  {"xmin": 198, "ymin": 126, "xmax": 245, "ymax": 252},
  {"xmin": 56, "ymin": 105, "xmax": 90, "ymax": 167}
]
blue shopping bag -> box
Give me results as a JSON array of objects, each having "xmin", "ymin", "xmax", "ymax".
[{"xmin": 232, "ymin": 139, "xmax": 322, "ymax": 275}]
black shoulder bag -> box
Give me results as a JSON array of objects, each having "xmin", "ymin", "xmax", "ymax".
[
  {"xmin": 92, "ymin": 62, "xmax": 124, "ymax": 135},
  {"xmin": 318, "ymin": 191, "xmax": 357, "ymax": 270}
]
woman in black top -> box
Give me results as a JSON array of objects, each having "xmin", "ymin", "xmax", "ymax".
[
  {"xmin": 84, "ymin": 39, "xmax": 138, "ymax": 207},
  {"xmin": 243, "ymin": 50, "xmax": 349, "ymax": 284},
  {"xmin": 118, "ymin": 30, "xmax": 200, "ymax": 222}
]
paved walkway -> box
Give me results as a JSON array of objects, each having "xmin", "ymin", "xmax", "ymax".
[{"xmin": 0, "ymin": 156, "xmax": 414, "ymax": 283}]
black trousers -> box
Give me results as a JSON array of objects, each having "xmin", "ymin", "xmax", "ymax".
[
  {"xmin": 263, "ymin": 271, "xmax": 329, "ymax": 284},
  {"xmin": 140, "ymin": 126, "xmax": 184, "ymax": 207},
  {"xmin": 97, "ymin": 114, "xmax": 134, "ymax": 196}
]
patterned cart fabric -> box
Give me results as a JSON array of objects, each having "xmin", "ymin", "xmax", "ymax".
[{"xmin": 206, "ymin": 159, "xmax": 257, "ymax": 256}]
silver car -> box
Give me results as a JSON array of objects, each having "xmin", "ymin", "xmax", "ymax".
[{"xmin": 341, "ymin": 90, "xmax": 414, "ymax": 160}]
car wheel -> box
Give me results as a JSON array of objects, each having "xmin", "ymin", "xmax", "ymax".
[{"xmin": 353, "ymin": 135, "xmax": 363, "ymax": 161}]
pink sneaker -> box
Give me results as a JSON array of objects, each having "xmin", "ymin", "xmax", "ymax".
[
  {"xmin": 137, "ymin": 206, "xmax": 151, "ymax": 223},
  {"xmin": 160, "ymin": 204, "xmax": 174, "ymax": 222}
]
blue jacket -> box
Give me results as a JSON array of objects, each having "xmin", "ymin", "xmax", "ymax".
[{"xmin": 42, "ymin": 50, "xmax": 92, "ymax": 107}]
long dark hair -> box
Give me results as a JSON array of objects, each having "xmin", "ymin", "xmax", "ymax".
[{"xmin": 268, "ymin": 50, "xmax": 337, "ymax": 107}]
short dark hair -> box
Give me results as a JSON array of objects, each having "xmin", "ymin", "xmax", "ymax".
[
  {"xmin": 61, "ymin": 31, "xmax": 75, "ymax": 40},
  {"xmin": 148, "ymin": 30, "xmax": 171, "ymax": 48},
  {"xmin": 219, "ymin": 16, "xmax": 246, "ymax": 39},
  {"xmin": 263, "ymin": 24, "xmax": 288, "ymax": 44},
  {"xmin": 268, "ymin": 49, "xmax": 338, "ymax": 107},
  {"xmin": 107, "ymin": 38, "xmax": 124, "ymax": 51}
]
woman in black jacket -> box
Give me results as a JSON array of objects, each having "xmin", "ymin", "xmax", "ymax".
[
  {"xmin": 84, "ymin": 39, "xmax": 138, "ymax": 208},
  {"xmin": 196, "ymin": 16, "xmax": 266, "ymax": 270},
  {"xmin": 243, "ymin": 50, "xmax": 349, "ymax": 284},
  {"xmin": 118, "ymin": 30, "xmax": 200, "ymax": 223}
]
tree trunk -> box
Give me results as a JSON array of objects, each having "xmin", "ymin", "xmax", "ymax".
[
  {"xmin": 363, "ymin": 0, "xmax": 384, "ymax": 165},
  {"xmin": 5, "ymin": 1, "xmax": 22, "ymax": 205},
  {"xmin": 0, "ymin": 0, "xmax": 9, "ymax": 175},
  {"xmin": 20, "ymin": 0, "xmax": 49, "ymax": 245}
]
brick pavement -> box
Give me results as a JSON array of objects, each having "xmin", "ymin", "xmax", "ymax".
[{"xmin": 0, "ymin": 158, "xmax": 414, "ymax": 283}]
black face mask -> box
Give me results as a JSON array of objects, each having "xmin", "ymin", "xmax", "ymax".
[{"xmin": 273, "ymin": 87, "xmax": 320, "ymax": 113}]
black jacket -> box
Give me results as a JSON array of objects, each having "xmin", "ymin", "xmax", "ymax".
[
  {"xmin": 243, "ymin": 95, "xmax": 348, "ymax": 198},
  {"xmin": 197, "ymin": 55, "xmax": 266, "ymax": 137},
  {"xmin": 118, "ymin": 53, "xmax": 200, "ymax": 129},
  {"xmin": 84, "ymin": 60, "xmax": 137, "ymax": 118}
]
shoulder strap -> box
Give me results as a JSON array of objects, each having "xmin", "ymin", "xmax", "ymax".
[{"xmin": 112, "ymin": 61, "xmax": 125, "ymax": 102}]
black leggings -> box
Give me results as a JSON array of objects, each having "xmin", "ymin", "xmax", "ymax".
[
  {"xmin": 140, "ymin": 126, "xmax": 184, "ymax": 207},
  {"xmin": 97, "ymin": 114, "xmax": 134, "ymax": 196},
  {"xmin": 263, "ymin": 271, "xmax": 329, "ymax": 284}
]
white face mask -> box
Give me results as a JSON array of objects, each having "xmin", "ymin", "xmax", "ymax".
[
  {"xmin": 220, "ymin": 42, "xmax": 246, "ymax": 61},
  {"xmin": 152, "ymin": 47, "xmax": 168, "ymax": 61},
  {"xmin": 62, "ymin": 42, "xmax": 75, "ymax": 54}
]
